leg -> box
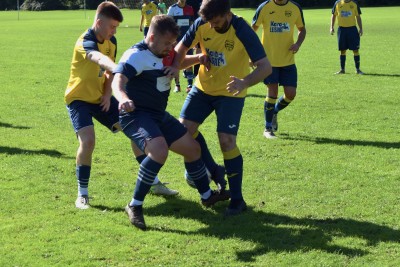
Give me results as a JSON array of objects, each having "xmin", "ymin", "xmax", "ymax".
[
  {"xmin": 131, "ymin": 141, "xmax": 178, "ymax": 196},
  {"xmin": 179, "ymin": 87, "xmax": 225, "ymax": 188},
  {"xmin": 174, "ymin": 75, "xmax": 181, "ymax": 93},
  {"xmin": 214, "ymin": 96, "xmax": 246, "ymax": 215},
  {"xmin": 170, "ymin": 131, "xmax": 230, "ymax": 206},
  {"xmin": 75, "ymin": 126, "xmax": 95, "ymax": 209},
  {"xmin": 180, "ymin": 118, "xmax": 226, "ymax": 189},
  {"xmin": 126, "ymin": 137, "xmax": 168, "ymax": 231},
  {"xmin": 264, "ymin": 83, "xmax": 279, "ymax": 137},
  {"xmin": 353, "ymin": 50, "xmax": 363, "ymax": 74},
  {"xmin": 218, "ymin": 133, "xmax": 246, "ymax": 215}
]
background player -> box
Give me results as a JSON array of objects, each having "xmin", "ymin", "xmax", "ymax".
[
  {"xmin": 252, "ymin": 0, "xmax": 306, "ymax": 139},
  {"xmin": 330, "ymin": 0, "xmax": 364, "ymax": 75}
]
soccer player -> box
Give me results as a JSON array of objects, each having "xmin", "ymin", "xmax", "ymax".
[
  {"xmin": 157, "ymin": 0, "xmax": 167, "ymax": 14},
  {"xmin": 65, "ymin": 2, "xmax": 176, "ymax": 210},
  {"xmin": 167, "ymin": 0, "xmax": 195, "ymax": 93},
  {"xmin": 139, "ymin": 0, "xmax": 158, "ymax": 37},
  {"xmin": 173, "ymin": 0, "xmax": 272, "ymax": 215},
  {"xmin": 112, "ymin": 15, "xmax": 230, "ymax": 230},
  {"xmin": 330, "ymin": 0, "xmax": 364, "ymax": 75},
  {"xmin": 252, "ymin": 0, "xmax": 306, "ymax": 139}
]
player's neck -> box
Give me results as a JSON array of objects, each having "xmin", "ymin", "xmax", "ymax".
[
  {"xmin": 274, "ymin": 0, "xmax": 288, "ymax": 5},
  {"xmin": 92, "ymin": 26, "xmax": 104, "ymax": 43}
]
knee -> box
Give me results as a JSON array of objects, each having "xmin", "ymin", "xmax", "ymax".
[
  {"xmin": 285, "ymin": 91, "xmax": 296, "ymax": 101},
  {"xmin": 185, "ymin": 140, "xmax": 201, "ymax": 161},
  {"xmin": 219, "ymin": 135, "xmax": 235, "ymax": 151},
  {"xmin": 148, "ymin": 145, "xmax": 169, "ymax": 164},
  {"xmin": 80, "ymin": 137, "xmax": 95, "ymax": 152}
]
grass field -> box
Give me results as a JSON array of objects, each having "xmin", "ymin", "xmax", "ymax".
[{"xmin": 0, "ymin": 6, "xmax": 399, "ymax": 266}]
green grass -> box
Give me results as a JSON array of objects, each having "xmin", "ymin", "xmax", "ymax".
[{"xmin": 1, "ymin": 7, "xmax": 399, "ymax": 266}]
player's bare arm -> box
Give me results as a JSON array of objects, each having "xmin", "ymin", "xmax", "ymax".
[
  {"xmin": 111, "ymin": 73, "xmax": 135, "ymax": 112},
  {"xmin": 330, "ymin": 14, "xmax": 336, "ymax": 35},
  {"xmin": 356, "ymin": 16, "xmax": 363, "ymax": 36},
  {"xmin": 289, "ymin": 26, "xmax": 306, "ymax": 53},
  {"xmin": 226, "ymin": 57, "xmax": 272, "ymax": 96},
  {"xmin": 100, "ymin": 70, "xmax": 113, "ymax": 112},
  {"xmin": 87, "ymin": 51, "xmax": 117, "ymax": 72}
]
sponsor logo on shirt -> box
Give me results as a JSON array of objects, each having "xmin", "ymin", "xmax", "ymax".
[
  {"xmin": 270, "ymin": 21, "xmax": 290, "ymax": 33},
  {"xmin": 206, "ymin": 48, "xmax": 226, "ymax": 67},
  {"xmin": 340, "ymin": 10, "xmax": 353, "ymax": 17}
]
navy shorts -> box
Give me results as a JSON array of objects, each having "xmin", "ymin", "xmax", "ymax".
[
  {"xmin": 337, "ymin": 26, "xmax": 360, "ymax": 51},
  {"xmin": 120, "ymin": 110, "xmax": 187, "ymax": 151},
  {"xmin": 263, "ymin": 64, "xmax": 297, "ymax": 87},
  {"xmin": 67, "ymin": 97, "xmax": 120, "ymax": 133},
  {"xmin": 144, "ymin": 27, "xmax": 149, "ymax": 38},
  {"xmin": 180, "ymin": 86, "xmax": 245, "ymax": 136}
]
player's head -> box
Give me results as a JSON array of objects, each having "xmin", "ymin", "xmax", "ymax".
[
  {"xmin": 199, "ymin": 0, "xmax": 231, "ymax": 33},
  {"xmin": 146, "ymin": 15, "xmax": 180, "ymax": 57},
  {"xmin": 93, "ymin": 2, "xmax": 123, "ymax": 41},
  {"xmin": 178, "ymin": 0, "xmax": 186, "ymax": 6}
]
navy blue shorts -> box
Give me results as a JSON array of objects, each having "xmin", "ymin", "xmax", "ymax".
[
  {"xmin": 263, "ymin": 64, "xmax": 297, "ymax": 87},
  {"xmin": 120, "ymin": 110, "xmax": 187, "ymax": 151},
  {"xmin": 67, "ymin": 97, "xmax": 120, "ymax": 133},
  {"xmin": 144, "ymin": 27, "xmax": 149, "ymax": 38},
  {"xmin": 180, "ymin": 86, "xmax": 245, "ymax": 136},
  {"xmin": 337, "ymin": 26, "xmax": 360, "ymax": 51}
]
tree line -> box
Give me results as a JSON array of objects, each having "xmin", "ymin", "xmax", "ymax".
[{"xmin": 1, "ymin": 0, "xmax": 398, "ymax": 11}]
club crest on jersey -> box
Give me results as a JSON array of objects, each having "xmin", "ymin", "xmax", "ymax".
[
  {"xmin": 285, "ymin": 10, "xmax": 292, "ymax": 17},
  {"xmin": 270, "ymin": 21, "xmax": 290, "ymax": 33},
  {"xmin": 225, "ymin": 40, "xmax": 234, "ymax": 51},
  {"xmin": 206, "ymin": 48, "xmax": 226, "ymax": 67}
]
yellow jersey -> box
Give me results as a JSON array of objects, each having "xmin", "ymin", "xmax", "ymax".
[
  {"xmin": 65, "ymin": 29, "xmax": 117, "ymax": 105},
  {"xmin": 252, "ymin": 0, "xmax": 305, "ymax": 67},
  {"xmin": 141, "ymin": 2, "xmax": 158, "ymax": 27},
  {"xmin": 332, "ymin": 0, "xmax": 361, "ymax": 28},
  {"xmin": 182, "ymin": 15, "xmax": 266, "ymax": 97}
]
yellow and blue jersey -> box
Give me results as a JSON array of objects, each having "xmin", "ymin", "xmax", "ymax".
[
  {"xmin": 65, "ymin": 28, "xmax": 117, "ymax": 105},
  {"xmin": 142, "ymin": 2, "xmax": 158, "ymax": 27},
  {"xmin": 252, "ymin": 0, "xmax": 305, "ymax": 67},
  {"xmin": 182, "ymin": 15, "xmax": 266, "ymax": 98},
  {"xmin": 332, "ymin": 0, "xmax": 361, "ymax": 28}
]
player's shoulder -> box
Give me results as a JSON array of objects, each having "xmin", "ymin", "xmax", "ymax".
[
  {"xmin": 110, "ymin": 36, "xmax": 117, "ymax": 46},
  {"xmin": 288, "ymin": 0, "xmax": 302, "ymax": 9},
  {"xmin": 82, "ymin": 28, "xmax": 96, "ymax": 42},
  {"xmin": 256, "ymin": 0, "xmax": 273, "ymax": 11},
  {"xmin": 231, "ymin": 15, "xmax": 252, "ymax": 31}
]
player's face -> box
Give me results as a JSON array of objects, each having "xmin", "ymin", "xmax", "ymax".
[
  {"xmin": 207, "ymin": 14, "xmax": 230, "ymax": 33},
  {"xmin": 98, "ymin": 17, "xmax": 120, "ymax": 41},
  {"xmin": 151, "ymin": 31, "xmax": 177, "ymax": 57}
]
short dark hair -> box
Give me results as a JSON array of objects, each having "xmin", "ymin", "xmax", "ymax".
[
  {"xmin": 199, "ymin": 0, "xmax": 230, "ymax": 21},
  {"xmin": 96, "ymin": 1, "xmax": 123, "ymax": 22},
  {"xmin": 149, "ymin": 15, "xmax": 180, "ymax": 37}
]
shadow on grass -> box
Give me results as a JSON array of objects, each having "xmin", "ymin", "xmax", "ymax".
[
  {"xmin": 363, "ymin": 73, "xmax": 400, "ymax": 77},
  {"xmin": 0, "ymin": 121, "xmax": 30, "ymax": 129},
  {"xmin": 135, "ymin": 198, "xmax": 400, "ymax": 262},
  {"xmin": 280, "ymin": 133, "xmax": 400, "ymax": 149},
  {"xmin": 246, "ymin": 93, "xmax": 265, "ymax": 99},
  {"xmin": 0, "ymin": 145, "xmax": 73, "ymax": 158}
]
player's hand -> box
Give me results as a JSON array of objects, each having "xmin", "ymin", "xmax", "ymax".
[
  {"xmin": 100, "ymin": 95, "xmax": 111, "ymax": 112},
  {"xmin": 139, "ymin": 26, "xmax": 143, "ymax": 32},
  {"xmin": 359, "ymin": 29, "xmax": 363, "ymax": 36},
  {"xmin": 163, "ymin": 66, "xmax": 179, "ymax": 79},
  {"xmin": 119, "ymin": 98, "xmax": 135, "ymax": 113},
  {"xmin": 198, "ymin": 54, "xmax": 211, "ymax": 72},
  {"xmin": 226, "ymin": 76, "xmax": 247, "ymax": 96},
  {"xmin": 330, "ymin": 28, "xmax": 335, "ymax": 35},
  {"xmin": 289, "ymin": 43, "xmax": 300, "ymax": 54}
]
